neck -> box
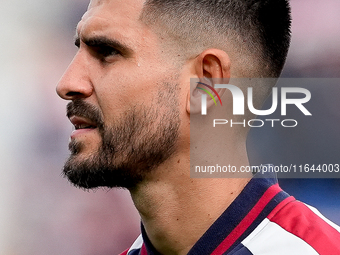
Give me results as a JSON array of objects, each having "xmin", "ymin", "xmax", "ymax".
[{"xmin": 129, "ymin": 146, "xmax": 251, "ymax": 255}]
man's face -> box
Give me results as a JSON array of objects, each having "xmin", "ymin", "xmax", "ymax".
[{"xmin": 56, "ymin": 0, "xmax": 183, "ymax": 189}]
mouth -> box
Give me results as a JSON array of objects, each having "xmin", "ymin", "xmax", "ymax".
[{"xmin": 69, "ymin": 116, "xmax": 98, "ymax": 138}]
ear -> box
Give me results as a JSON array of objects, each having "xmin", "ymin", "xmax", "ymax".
[{"xmin": 187, "ymin": 49, "xmax": 231, "ymax": 114}]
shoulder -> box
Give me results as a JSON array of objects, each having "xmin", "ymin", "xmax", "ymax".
[
  {"xmin": 119, "ymin": 234, "xmax": 144, "ymax": 255},
  {"xmin": 241, "ymin": 200, "xmax": 340, "ymax": 255}
]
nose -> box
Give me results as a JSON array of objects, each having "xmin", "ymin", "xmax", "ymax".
[{"xmin": 56, "ymin": 52, "xmax": 93, "ymax": 100}]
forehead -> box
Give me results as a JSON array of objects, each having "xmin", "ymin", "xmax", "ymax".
[
  {"xmin": 87, "ymin": 0, "xmax": 145, "ymax": 19},
  {"xmin": 77, "ymin": 0, "xmax": 150, "ymax": 50}
]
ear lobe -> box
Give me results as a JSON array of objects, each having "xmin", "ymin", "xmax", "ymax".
[
  {"xmin": 188, "ymin": 77, "xmax": 226, "ymax": 115},
  {"xmin": 188, "ymin": 78, "xmax": 215, "ymax": 114},
  {"xmin": 187, "ymin": 78, "xmax": 200, "ymax": 114}
]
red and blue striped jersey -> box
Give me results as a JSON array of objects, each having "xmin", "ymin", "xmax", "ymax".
[{"xmin": 120, "ymin": 173, "xmax": 340, "ymax": 255}]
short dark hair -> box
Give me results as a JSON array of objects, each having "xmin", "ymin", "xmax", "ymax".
[{"xmin": 141, "ymin": 0, "xmax": 291, "ymax": 77}]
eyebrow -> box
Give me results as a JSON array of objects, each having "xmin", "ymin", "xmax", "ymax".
[{"xmin": 74, "ymin": 35, "xmax": 133, "ymax": 57}]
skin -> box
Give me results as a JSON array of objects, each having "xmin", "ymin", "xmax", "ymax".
[{"xmin": 56, "ymin": 0, "xmax": 252, "ymax": 254}]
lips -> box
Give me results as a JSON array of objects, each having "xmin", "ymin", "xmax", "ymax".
[
  {"xmin": 69, "ymin": 116, "xmax": 98, "ymax": 138},
  {"xmin": 70, "ymin": 115, "xmax": 97, "ymax": 129}
]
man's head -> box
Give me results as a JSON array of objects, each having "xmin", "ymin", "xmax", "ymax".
[{"xmin": 56, "ymin": 0, "xmax": 291, "ymax": 189}]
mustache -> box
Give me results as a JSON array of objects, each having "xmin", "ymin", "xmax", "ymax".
[{"xmin": 66, "ymin": 99, "xmax": 104, "ymax": 128}]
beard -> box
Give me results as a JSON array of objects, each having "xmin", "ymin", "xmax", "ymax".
[{"xmin": 63, "ymin": 83, "xmax": 180, "ymax": 189}]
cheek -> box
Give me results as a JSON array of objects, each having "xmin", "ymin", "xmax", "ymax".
[
  {"xmin": 92, "ymin": 57, "xmax": 175, "ymax": 122},
  {"xmin": 95, "ymin": 74, "xmax": 160, "ymax": 115},
  {"xmin": 94, "ymin": 75, "xmax": 134, "ymax": 116}
]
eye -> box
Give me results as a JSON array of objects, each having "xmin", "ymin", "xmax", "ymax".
[
  {"xmin": 78, "ymin": 36, "xmax": 129, "ymax": 62},
  {"xmin": 96, "ymin": 46, "xmax": 120, "ymax": 58}
]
